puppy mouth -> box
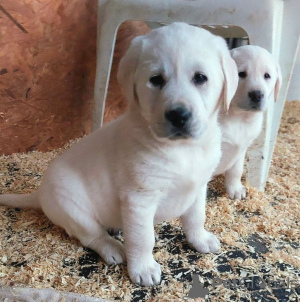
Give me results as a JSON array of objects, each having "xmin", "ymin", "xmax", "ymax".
[
  {"xmin": 248, "ymin": 104, "xmax": 264, "ymax": 112},
  {"xmin": 250, "ymin": 107, "xmax": 262, "ymax": 111},
  {"xmin": 166, "ymin": 121, "xmax": 205, "ymax": 140},
  {"xmin": 237, "ymin": 102, "xmax": 265, "ymax": 112},
  {"xmin": 149, "ymin": 124, "xmax": 200, "ymax": 141},
  {"xmin": 168, "ymin": 131, "xmax": 192, "ymax": 140},
  {"xmin": 149, "ymin": 124, "xmax": 206, "ymax": 141}
]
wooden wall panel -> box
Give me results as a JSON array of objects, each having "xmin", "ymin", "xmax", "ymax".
[{"xmin": 0, "ymin": 0, "xmax": 150, "ymax": 155}]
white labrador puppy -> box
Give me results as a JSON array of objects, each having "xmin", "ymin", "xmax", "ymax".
[
  {"xmin": 214, "ymin": 45, "xmax": 282, "ymax": 199},
  {"xmin": 0, "ymin": 23, "xmax": 238, "ymax": 286}
]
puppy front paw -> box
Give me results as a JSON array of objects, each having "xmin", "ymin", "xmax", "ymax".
[
  {"xmin": 226, "ymin": 183, "xmax": 246, "ymax": 200},
  {"xmin": 128, "ymin": 257, "xmax": 161, "ymax": 286},
  {"xmin": 188, "ymin": 230, "xmax": 220, "ymax": 254}
]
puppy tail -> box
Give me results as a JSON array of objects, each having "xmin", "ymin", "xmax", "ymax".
[{"xmin": 0, "ymin": 191, "xmax": 40, "ymax": 209}]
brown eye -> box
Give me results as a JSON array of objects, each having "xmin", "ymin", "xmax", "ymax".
[
  {"xmin": 264, "ymin": 73, "xmax": 271, "ymax": 79},
  {"xmin": 238, "ymin": 71, "xmax": 247, "ymax": 78},
  {"xmin": 149, "ymin": 75, "xmax": 165, "ymax": 89},
  {"xmin": 193, "ymin": 72, "xmax": 208, "ymax": 85}
]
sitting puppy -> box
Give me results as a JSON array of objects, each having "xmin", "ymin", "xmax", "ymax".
[
  {"xmin": 214, "ymin": 45, "xmax": 282, "ymax": 199},
  {"xmin": 0, "ymin": 23, "xmax": 238, "ymax": 286}
]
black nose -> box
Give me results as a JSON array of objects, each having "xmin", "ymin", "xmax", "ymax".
[
  {"xmin": 248, "ymin": 90, "xmax": 264, "ymax": 103},
  {"xmin": 165, "ymin": 106, "xmax": 192, "ymax": 128}
]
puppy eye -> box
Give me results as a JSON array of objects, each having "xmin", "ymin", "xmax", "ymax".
[
  {"xmin": 264, "ymin": 73, "xmax": 271, "ymax": 79},
  {"xmin": 193, "ymin": 72, "xmax": 207, "ymax": 85},
  {"xmin": 238, "ymin": 71, "xmax": 247, "ymax": 78},
  {"xmin": 149, "ymin": 75, "xmax": 165, "ymax": 89}
]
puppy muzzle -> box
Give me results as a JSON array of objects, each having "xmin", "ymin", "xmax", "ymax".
[
  {"xmin": 248, "ymin": 90, "xmax": 265, "ymax": 111},
  {"xmin": 165, "ymin": 106, "xmax": 196, "ymax": 140}
]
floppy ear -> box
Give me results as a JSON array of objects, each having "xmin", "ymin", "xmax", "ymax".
[
  {"xmin": 274, "ymin": 62, "xmax": 282, "ymax": 102},
  {"xmin": 220, "ymin": 49, "xmax": 239, "ymax": 112},
  {"xmin": 117, "ymin": 36, "xmax": 144, "ymax": 103}
]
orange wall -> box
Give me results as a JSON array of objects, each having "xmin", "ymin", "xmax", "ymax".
[{"xmin": 0, "ymin": 0, "xmax": 149, "ymax": 154}]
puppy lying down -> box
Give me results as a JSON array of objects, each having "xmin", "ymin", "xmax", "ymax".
[
  {"xmin": 214, "ymin": 45, "xmax": 282, "ymax": 199},
  {"xmin": 0, "ymin": 23, "xmax": 238, "ymax": 286}
]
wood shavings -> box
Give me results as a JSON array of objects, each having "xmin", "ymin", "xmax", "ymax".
[{"xmin": 0, "ymin": 101, "xmax": 299, "ymax": 301}]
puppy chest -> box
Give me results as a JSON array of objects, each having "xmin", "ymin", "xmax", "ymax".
[
  {"xmin": 167, "ymin": 160, "xmax": 210, "ymax": 189},
  {"xmin": 222, "ymin": 116, "xmax": 263, "ymax": 148},
  {"xmin": 154, "ymin": 158, "xmax": 217, "ymax": 221},
  {"xmin": 155, "ymin": 185, "xmax": 198, "ymax": 222}
]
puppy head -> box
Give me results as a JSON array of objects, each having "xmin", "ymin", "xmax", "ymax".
[
  {"xmin": 230, "ymin": 45, "xmax": 282, "ymax": 113},
  {"xmin": 118, "ymin": 22, "xmax": 238, "ymax": 141}
]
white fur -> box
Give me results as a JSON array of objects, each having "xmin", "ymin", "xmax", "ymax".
[
  {"xmin": 214, "ymin": 45, "xmax": 282, "ymax": 199},
  {"xmin": 0, "ymin": 23, "xmax": 238, "ymax": 286}
]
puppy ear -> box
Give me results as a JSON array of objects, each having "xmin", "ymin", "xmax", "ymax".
[
  {"xmin": 274, "ymin": 62, "xmax": 282, "ymax": 102},
  {"xmin": 220, "ymin": 45, "xmax": 239, "ymax": 112},
  {"xmin": 117, "ymin": 36, "xmax": 144, "ymax": 103}
]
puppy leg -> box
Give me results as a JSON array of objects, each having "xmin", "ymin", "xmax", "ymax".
[
  {"xmin": 41, "ymin": 188, "xmax": 125, "ymax": 265},
  {"xmin": 121, "ymin": 198, "xmax": 160, "ymax": 286},
  {"xmin": 181, "ymin": 185, "xmax": 220, "ymax": 253},
  {"xmin": 225, "ymin": 150, "xmax": 247, "ymax": 199},
  {"xmin": 85, "ymin": 234, "xmax": 126, "ymax": 265},
  {"xmin": 61, "ymin": 213, "xmax": 126, "ymax": 265}
]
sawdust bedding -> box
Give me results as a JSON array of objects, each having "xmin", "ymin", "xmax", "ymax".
[{"xmin": 0, "ymin": 101, "xmax": 299, "ymax": 302}]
